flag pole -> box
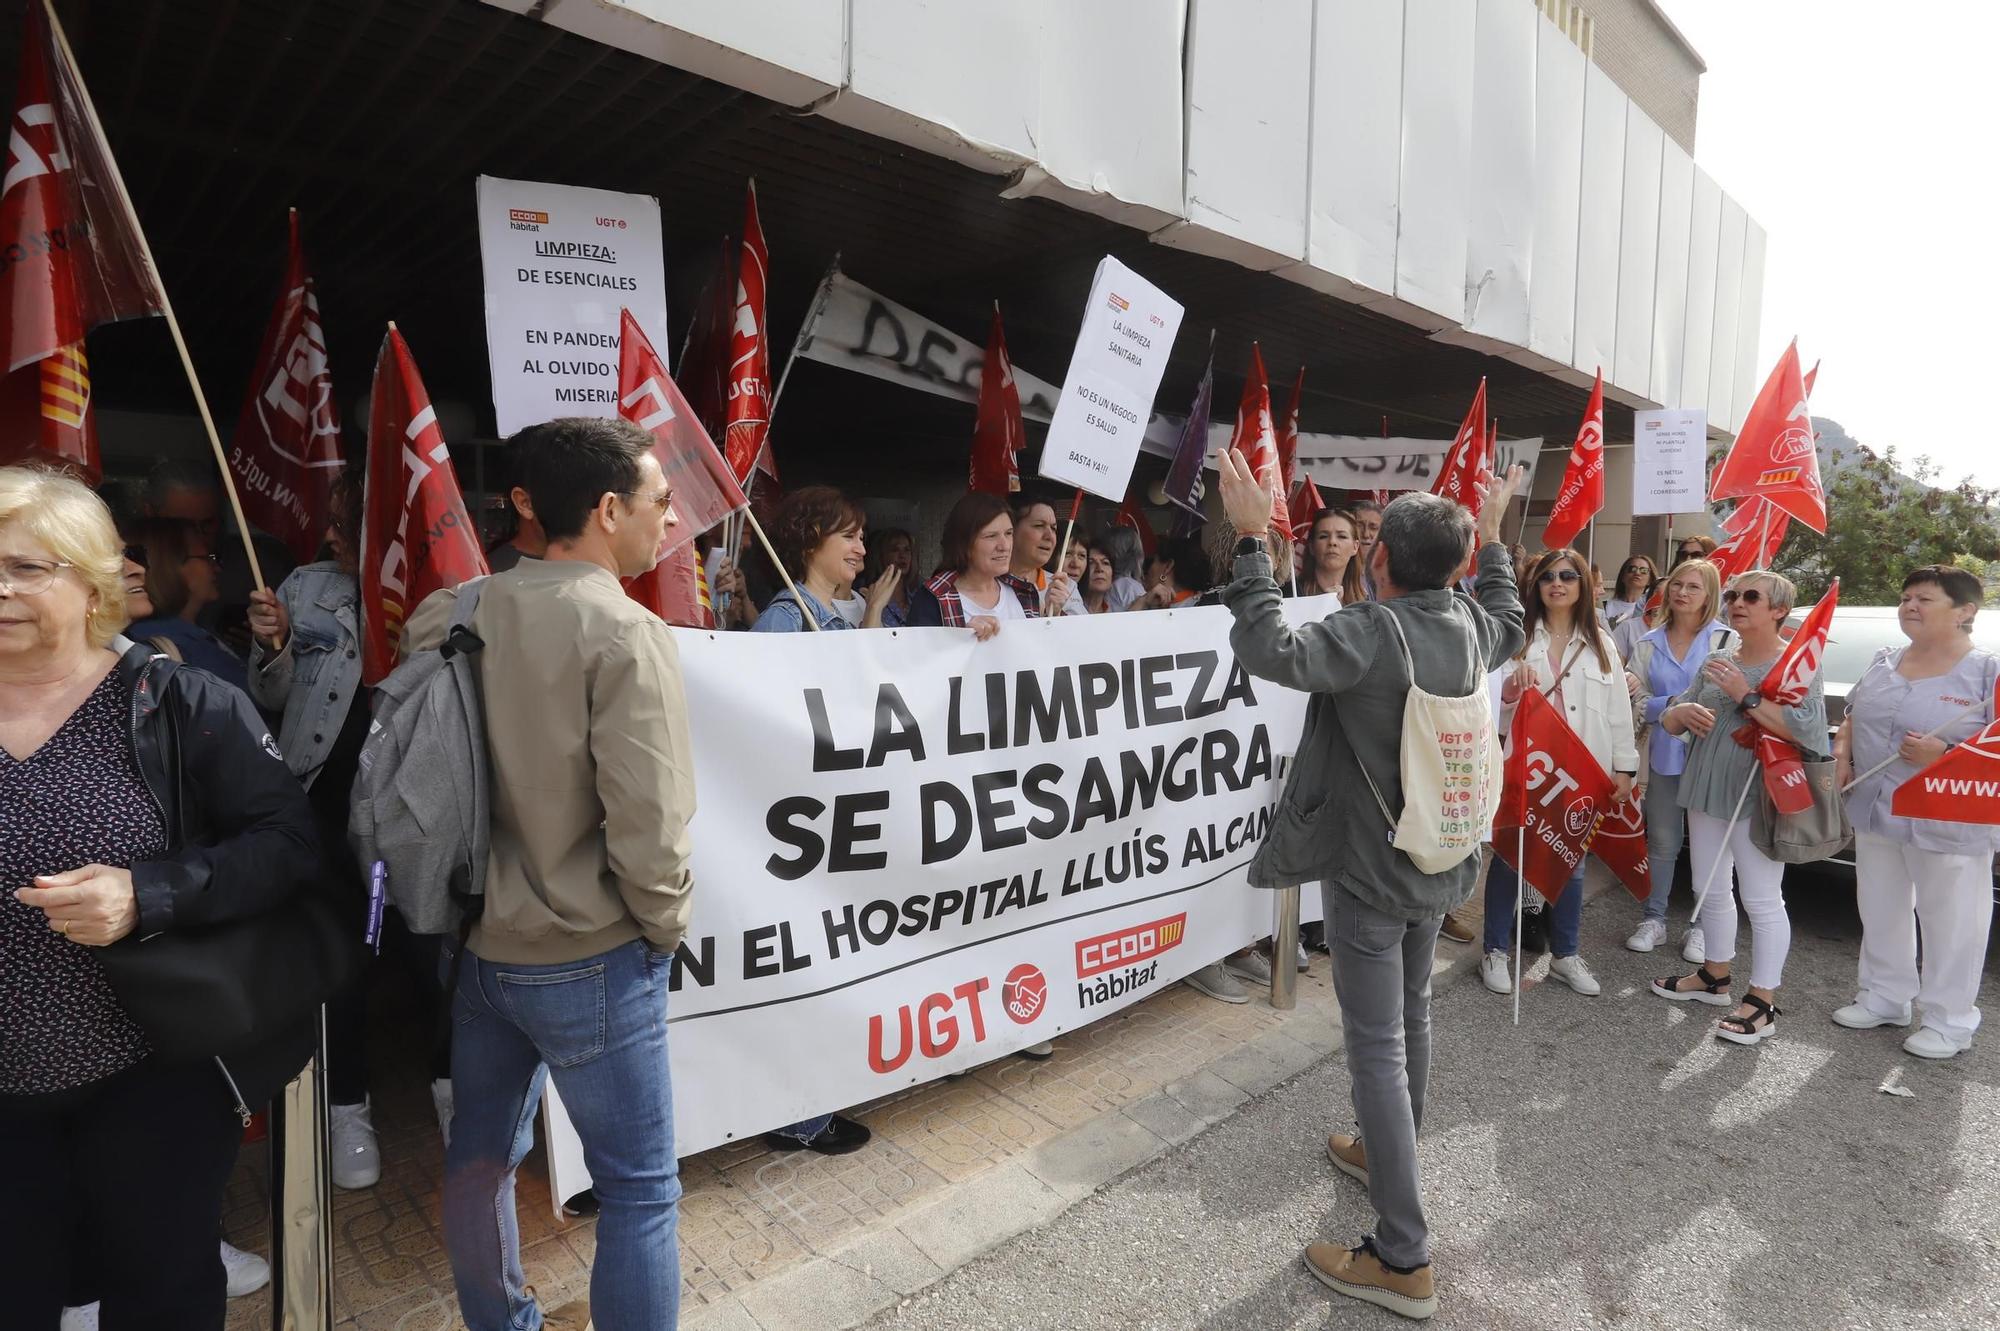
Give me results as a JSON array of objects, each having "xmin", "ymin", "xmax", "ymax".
[
  {"xmin": 739, "ymin": 506, "xmax": 820, "ymax": 633},
  {"xmin": 1754, "ymin": 503, "xmax": 1772, "ymax": 573},
  {"xmin": 732, "ymin": 258, "xmax": 838, "ymax": 565},
  {"xmin": 1057, "ymin": 488, "xmax": 1085, "ymax": 597},
  {"xmin": 41, "ymin": 0, "xmax": 266, "ymax": 590},
  {"xmin": 1840, "ymin": 700, "xmax": 1987, "ymax": 793},
  {"xmin": 1689, "ymin": 767, "xmax": 1758, "ymax": 925},
  {"xmin": 1512, "ymin": 828, "xmax": 1526, "ymax": 1027}
]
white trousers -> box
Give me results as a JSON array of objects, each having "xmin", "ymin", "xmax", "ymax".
[
  {"xmin": 1688, "ymin": 809, "xmax": 1791, "ymax": 991},
  {"xmin": 1854, "ymin": 833, "xmax": 1993, "ymax": 1046}
]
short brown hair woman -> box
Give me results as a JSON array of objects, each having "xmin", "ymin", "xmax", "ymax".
[{"xmin": 907, "ymin": 492, "xmax": 1039, "ymax": 639}]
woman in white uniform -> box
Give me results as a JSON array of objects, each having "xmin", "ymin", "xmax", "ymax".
[{"xmin": 1834, "ymin": 564, "xmax": 1999, "ymax": 1060}]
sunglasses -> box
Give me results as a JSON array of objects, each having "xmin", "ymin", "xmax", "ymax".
[
  {"xmin": 122, "ymin": 543, "xmax": 148, "ymax": 568},
  {"xmin": 1536, "ymin": 568, "xmax": 1582, "ymax": 585},
  {"xmin": 1721, "ymin": 588, "xmax": 1765, "ymax": 606}
]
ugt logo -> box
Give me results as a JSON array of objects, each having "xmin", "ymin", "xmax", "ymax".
[{"xmin": 3, "ymin": 102, "xmax": 70, "ymax": 199}]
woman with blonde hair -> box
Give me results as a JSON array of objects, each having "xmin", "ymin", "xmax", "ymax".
[
  {"xmin": 1624, "ymin": 558, "xmax": 1733, "ymax": 956},
  {"xmin": 1652, "ymin": 569, "xmax": 1828, "ymax": 1044}
]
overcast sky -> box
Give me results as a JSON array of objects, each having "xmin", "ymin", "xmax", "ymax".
[{"xmin": 1658, "ymin": 0, "xmax": 1999, "ymax": 486}]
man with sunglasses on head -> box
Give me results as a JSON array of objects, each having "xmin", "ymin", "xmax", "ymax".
[{"xmin": 404, "ymin": 416, "xmax": 695, "ymax": 1331}]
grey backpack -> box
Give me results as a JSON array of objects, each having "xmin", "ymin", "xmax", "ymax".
[{"xmin": 348, "ymin": 579, "xmax": 490, "ymax": 935}]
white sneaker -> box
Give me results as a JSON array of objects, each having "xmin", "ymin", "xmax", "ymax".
[
  {"xmin": 1295, "ymin": 943, "xmax": 1310, "ymax": 973},
  {"xmin": 1831, "ymin": 1001, "xmax": 1910, "ymax": 1030},
  {"xmin": 221, "ymin": 1241, "xmax": 270, "ymax": 1298},
  {"xmin": 432, "ymin": 1078, "xmax": 455, "ymax": 1150},
  {"xmin": 1480, "ymin": 950, "xmax": 1513, "ymax": 994},
  {"xmin": 60, "ymin": 1305, "xmax": 98, "ymax": 1331},
  {"xmin": 1548, "ymin": 955, "xmax": 1601, "ymax": 997},
  {"xmin": 1680, "ymin": 925, "xmax": 1706, "ymax": 965},
  {"xmin": 330, "ymin": 1098, "xmax": 381, "ymax": 1190},
  {"xmin": 1904, "ymin": 1027, "xmax": 1966, "ymax": 1060},
  {"xmin": 1625, "ymin": 919, "xmax": 1667, "ymax": 953}
]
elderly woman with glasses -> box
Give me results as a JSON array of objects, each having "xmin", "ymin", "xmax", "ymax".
[{"xmin": 1651, "ymin": 569, "xmax": 1828, "ymax": 1045}]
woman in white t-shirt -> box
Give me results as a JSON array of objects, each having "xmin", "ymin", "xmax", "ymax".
[{"xmin": 906, "ymin": 492, "xmax": 1041, "ymax": 636}]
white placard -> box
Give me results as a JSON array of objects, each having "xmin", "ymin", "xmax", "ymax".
[
  {"xmin": 1038, "ymin": 256, "xmax": 1184, "ymax": 501},
  {"xmin": 476, "ymin": 175, "xmax": 669, "ymax": 436},
  {"xmin": 1632, "ymin": 407, "xmax": 1707, "ymax": 515}
]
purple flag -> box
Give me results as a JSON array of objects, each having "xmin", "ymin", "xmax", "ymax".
[{"xmin": 1163, "ymin": 333, "xmax": 1215, "ymax": 522}]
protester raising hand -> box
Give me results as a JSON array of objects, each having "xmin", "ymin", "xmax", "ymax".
[
  {"xmin": 862, "ymin": 564, "xmax": 903, "ymax": 625},
  {"xmin": 1475, "ymin": 464, "xmax": 1527, "ymax": 543},
  {"xmin": 1216, "ymin": 448, "xmax": 1279, "ymax": 536}
]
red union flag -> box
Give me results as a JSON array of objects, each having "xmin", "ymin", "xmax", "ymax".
[
  {"xmin": 1893, "ymin": 673, "xmax": 2000, "ymax": 826},
  {"xmin": 722, "ymin": 181, "xmax": 776, "ymax": 487},
  {"xmin": 1431, "ymin": 379, "xmax": 1490, "ymax": 515},
  {"xmin": 1590, "ymin": 794, "xmax": 1652, "ymax": 902},
  {"xmin": 1275, "ymin": 366, "xmax": 1305, "ymax": 499},
  {"xmin": 1732, "ymin": 580, "xmax": 1838, "ymax": 784},
  {"xmin": 1710, "ymin": 340, "xmax": 1826, "ymax": 532},
  {"xmin": 358, "ymin": 328, "xmax": 488, "ymax": 684},
  {"xmin": 1541, "ymin": 369, "xmax": 1605, "ymax": 550},
  {"xmin": 1231, "ymin": 343, "xmax": 1290, "ymax": 540},
  {"xmin": 227, "ymin": 210, "xmax": 343, "ymax": 564},
  {"xmin": 1493, "ymin": 688, "xmax": 1616, "ymax": 902},
  {"xmin": 1116, "ymin": 494, "xmax": 1158, "ymax": 560},
  {"xmin": 969, "ymin": 304, "xmax": 1023, "ymax": 496},
  {"xmin": 1288, "ymin": 475, "xmax": 1326, "ymax": 537},
  {"xmin": 0, "ymin": 1, "xmax": 164, "ymax": 478},
  {"xmin": 624, "ymin": 542, "xmax": 710, "ymax": 629}
]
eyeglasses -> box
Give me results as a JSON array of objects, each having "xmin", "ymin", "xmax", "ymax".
[
  {"xmin": 0, "ymin": 558, "xmax": 75, "ymax": 596},
  {"xmin": 122, "ymin": 543, "xmax": 148, "ymax": 568},
  {"xmin": 620, "ymin": 487, "xmax": 675, "ymax": 512},
  {"xmin": 1537, "ymin": 568, "xmax": 1582, "ymax": 585},
  {"xmin": 1721, "ymin": 588, "xmax": 1765, "ymax": 606}
]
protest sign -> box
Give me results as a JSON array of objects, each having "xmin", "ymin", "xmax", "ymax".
[
  {"xmin": 1632, "ymin": 407, "xmax": 1706, "ymax": 516},
  {"xmin": 542, "ymin": 597, "xmax": 1330, "ymax": 1205},
  {"xmin": 475, "ymin": 175, "xmax": 668, "ymax": 435},
  {"xmin": 1037, "ymin": 256, "xmax": 1184, "ymax": 501}
]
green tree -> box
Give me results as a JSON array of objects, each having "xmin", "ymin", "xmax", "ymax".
[{"xmin": 1768, "ymin": 445, "xmax": 2000, "ymax": 604}]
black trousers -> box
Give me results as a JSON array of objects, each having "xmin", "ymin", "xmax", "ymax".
[
  {"xmin": 0, "ymin": 1057, "xmax": 242, "ymax": 1331},
  {"xmin": 325, "ymin": 915, "xmax": 451, "ymax": 1106}
]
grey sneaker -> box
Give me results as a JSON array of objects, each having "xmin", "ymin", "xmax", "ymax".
[
  {"xmin": 1224, "ymin": 950, "xmax": 1275, "ymax": 987},
  {"xmin": 1183, "ymin": 962, "xmax": 1250, "ymax": 1004}
]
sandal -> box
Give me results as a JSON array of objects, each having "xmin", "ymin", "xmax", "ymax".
[
  {"xmin": 1716, "ymin": 993, "xmax": 1781, "ymax": 1046},
  {"xmin": 1650, "ymin": 965, "xmax": 1733, "ymax": 1007}
]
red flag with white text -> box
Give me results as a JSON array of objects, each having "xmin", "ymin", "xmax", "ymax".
[
  {"xmin": 1231, "ymin": 343, "xmax": 1290, "ymax": 541},
  {"xmin": 1541, "ymin": 369, "xmax": 1604, "ymax": 550},
  {"xmin": 1430, "ymin": 380, "xmax": 1490, "ymax": 516},
  {"xmin": 1590, "ymin": 794, "xmax": 1653, "ymax": 902},
  {"xmin": 0, "ymin": 1, "xmax": 164, "ymax": 478},
  {"xmin": 1288, "ymin": 475, "xmax": 1326, "ymax": 538},
  {"xmin": 1892, "ymin": 671, "xmax": 2000, "ymax": 826},
  {"xmin": 722, "ymin": 181, "xmax": 777, "ymax": 487},
  {"xmin": 358, "ymin": 328, "xmax": 488, "ymax": 685},
  {"xmin": 226, "ymin": 211, "xmax": 344, "ymax": 564},
  {"xmin": 1493, "ymin": 687, "xmax": 1616, "ymax": 902},
  {"xmin": 1710, "ymin": 341, "xmax": 1826, "ymax": 532},
  {"xmin": 969, "ymin": 304, "xmax": 1023, "ymax": 495},
  {"xmin": 1276, "ymin": 366, "xmax": 1304, "ymax": 499},
  {"xmin": 1732, "ymin": 580, "xmax": 1838, "ymax": 791}
]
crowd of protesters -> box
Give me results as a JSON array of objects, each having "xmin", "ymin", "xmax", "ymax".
[{"xmin": 5, "ymin": 422, "xmax": 1995, "ymax": 1328}]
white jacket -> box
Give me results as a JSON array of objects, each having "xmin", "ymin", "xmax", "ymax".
[{"xmin": 1499, "ymin": 621, "xmax": 1640, "ymax": 775}]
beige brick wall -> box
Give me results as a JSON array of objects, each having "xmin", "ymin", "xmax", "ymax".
[{"xmin": 1571, "ymin": 0, "xmax": 1704, "ymax": 153}]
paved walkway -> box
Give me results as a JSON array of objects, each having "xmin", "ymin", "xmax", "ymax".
[{"xmin": 866, "ymin": 883, "xmax": 2000, "ymax": 1330}]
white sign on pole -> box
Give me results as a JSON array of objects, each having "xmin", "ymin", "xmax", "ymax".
[
  {"xmin": 1632, "ymin": 407, "xmax": 1707, "ymax": 515},
  {"xmin": 476, "ymin": 175, "xmax": 669, "ymax": 436},
  {"xmin": 1037, "ymin": 256, "xmax": 1184, "ymax": 501}
]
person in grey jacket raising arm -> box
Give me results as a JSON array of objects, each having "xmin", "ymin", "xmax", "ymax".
[{"xmin": 1215, "ymin": 449, "xmax": 1525, "ymax": 1322}]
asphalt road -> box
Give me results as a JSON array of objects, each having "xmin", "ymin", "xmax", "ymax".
[{"xmin": 866, "ymin": 872, "xmax": 2000, "ymax": 1330}]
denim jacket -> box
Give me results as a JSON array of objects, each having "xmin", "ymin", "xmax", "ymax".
[{"xmin": 246, "ymin": 562, "xmax": 362, "ymax": 789}]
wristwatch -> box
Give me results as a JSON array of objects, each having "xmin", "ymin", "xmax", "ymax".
[
  {"xmin": 1235, "ymin": 534, "xmax": 1268, "ymax": 557},
  {"xmin": 1738, "ymin": 690, "xmax": 1763, "ymax": 712}
]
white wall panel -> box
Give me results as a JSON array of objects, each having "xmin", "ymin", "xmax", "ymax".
[
  {"xmin": 1290, "ymin": 0, "xmax": 1405, "ymax": 297},
  {"xmin": 1612, "ymin": 106, "xmax": 1664, "ymax": 399},
  {"xmin": 1526, "ymin": 19, "xmax": 1586, "ymax": 365},
  {"xmin": 1707, "ymin": 196, "xmax": 1748, "ymax": 429},
  {"xmin": 1164, "ymin": 0, "xmax": 1313, "ymax": 266},
  {"xmin": 838, "ymin": 2, "xmax": 1041, "ymax": 164},
  {"xmin": 1460, "ymin": 0, "xmax": 1538, "ymax": 346},
  {"xmin": 1678, "ymin": 168, "xmax": 1722, "ymax": 416},
  {"xmin": 1732, "ymin": 219, "xmax": 1770, "ymax": 431},
  {"xmin": 1392, "ymin": 0, "xmax": 1479, "ymax": 324},
  {"xmin": 1025, "ymin": 1, "xmax": 1186, "ymax": 221},
  {"xmin": 1649, "ymin": 139, "xmax": 1694, "ymax": 406},
  {"xmin": 1571, "ymin": 62, "xmax": 1626, "ymax": 379}
]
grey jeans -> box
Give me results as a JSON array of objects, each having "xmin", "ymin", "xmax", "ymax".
[
  {"xmin": 1323, "ymin": 880, "xmax": 1441, "ymax": 1269},
  {"xmin": 1642, "ymin": 772, "xmax": 1685, "ymax": 923}
]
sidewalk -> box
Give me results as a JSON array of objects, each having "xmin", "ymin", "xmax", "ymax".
[{"xmin": 219, "ymin": 920, "xmax": 1426, "ymax": 1330}]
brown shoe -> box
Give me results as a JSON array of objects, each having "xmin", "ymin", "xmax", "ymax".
[
  {"xmin": 1325, "ymin": 1132, "xmax": 1368, "ymax": 1184},
  {"xmin": 1438, "ymin": 906, "xmax": 1477, "ymax": 944},
  {"xmin": 1304, "ymin": 1239, "xmax": 1437, "ymax": 1320}
]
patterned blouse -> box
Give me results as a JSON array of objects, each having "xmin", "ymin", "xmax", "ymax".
[{"xmin": 0, "ymin": 670, "xmax": 160, "ymax": 1096}]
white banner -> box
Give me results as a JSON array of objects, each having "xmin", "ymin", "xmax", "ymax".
[
  {"xmin": 475, "ymin": 175, "xmax": 668, "ymax": 436},
  {"xmin": 543, "ymin": 599, "xmax": 1333, "ymax": 1205},
  {"xmin": 1038, "ymin": 256, "xmax": 1184, "ymax": 501},
  {"xmin": 1293, "ymin": 435, "xmax": 1545, "ymax": 494},
  {"xmin": 1632, "ymin": 407, "xmax": 1707, "ymax": 515}
]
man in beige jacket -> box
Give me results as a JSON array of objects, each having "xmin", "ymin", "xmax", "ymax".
[{"xmin": 407, "ymin": 416, "xmax": 693, "ymax": 1331}]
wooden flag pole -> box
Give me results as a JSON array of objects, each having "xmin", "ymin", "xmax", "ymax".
[
  {"xmin": 43, "ymin": 0, "xmax": 266, "ymax": 590},
  {"xmin": 740, "ymin": 505, "xmax": 820, "ymax": 632}
]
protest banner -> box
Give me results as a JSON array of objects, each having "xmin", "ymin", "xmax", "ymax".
[
  {"xmin": 1632, "ymin": 407, "xmax": 1706, "ymax": 516},
  {"xmin": 475, "ymin": 175, "xmax": 668, "ymax": 436},
  {"xmin": 542, "ymin": 597, "xmax": 1332, "ymax": 1206},
  {"xmin": 1036, "ymin": 256, "xmax": 1184, "ymax": 501}
]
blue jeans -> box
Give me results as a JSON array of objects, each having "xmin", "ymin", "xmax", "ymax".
[
  {"xmin": 1641, "ymin": 772, "xmax": 1686, "ymax": 923},
  {"xmin": 1482, "ymin": 852, "xmax": 1584, "ymax": 957},
  {"xmin": 443, "ymin": 939, "xmax": 680, "ymax": 1331}
]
